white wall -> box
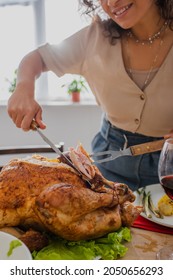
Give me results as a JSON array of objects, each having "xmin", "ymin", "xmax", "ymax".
[{"xmin": 0, "ymin": 103, "xmax": 102, "ymax": 153}]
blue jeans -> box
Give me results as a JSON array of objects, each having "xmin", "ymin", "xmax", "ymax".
[{"xmin": 91, "ymin": 116, "xmax": 163, "ymax": 191}]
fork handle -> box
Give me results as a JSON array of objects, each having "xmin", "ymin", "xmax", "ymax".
[{"xmin": 130, "ymin": 139, "xmax": 165, "ymax": 156}]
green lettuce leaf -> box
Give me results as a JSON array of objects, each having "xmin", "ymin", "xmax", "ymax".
[
  {"xmin": 32, "ymin": 227, "xmax": 131, "ymax": 260},
  {"xmin": 7, "ymin": 240, "xmax": 22, "ymax": 257}
]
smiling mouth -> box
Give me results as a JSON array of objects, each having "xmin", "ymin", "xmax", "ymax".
[{"xmin": 113, "ymin": 3, "xmax": 133, "ymax": 17}]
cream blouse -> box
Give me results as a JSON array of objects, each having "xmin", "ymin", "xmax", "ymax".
[{"xmin": 38, "ymin": 19, "xmax": 173, "ymax": 137}]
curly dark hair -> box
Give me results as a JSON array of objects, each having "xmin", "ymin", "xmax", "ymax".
[{"xmin": 78, "ymin": 0, "xmax": 173, "ymax": 44}]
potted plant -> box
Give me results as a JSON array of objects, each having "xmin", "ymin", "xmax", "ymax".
[
  {"xmin": 62, "ymin": 76, "xmax": 88, "ymax": 102},
  {"xmin": 6, "ymin": 69, "xmax": 17, "ymax": 94}
]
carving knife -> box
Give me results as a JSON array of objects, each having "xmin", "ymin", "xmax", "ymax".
[{"xmin": 31, "ymin": 120, "xmax": 93, "ymax": 187}]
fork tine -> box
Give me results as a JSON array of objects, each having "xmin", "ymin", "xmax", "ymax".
[
  {"xmin": 90, "ymin": 151, "xmax": 113, "ymax": 157},
  {"xmin": 90, "ymin": 151, "xmax": 113, "ymax": 163}
]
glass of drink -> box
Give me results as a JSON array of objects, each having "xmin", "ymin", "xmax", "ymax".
[
  {"xmin": 158, "ymin": 138, "xmax": 173, "ymax": 200},
  {"xmin": 156, "ymin": 138, "xmax": 173, "ymax": 259}
]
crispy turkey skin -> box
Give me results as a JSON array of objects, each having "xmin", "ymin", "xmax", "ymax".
[{"xmin": 0, "ymin": 145, "xmax": 142, "ymax": 241}]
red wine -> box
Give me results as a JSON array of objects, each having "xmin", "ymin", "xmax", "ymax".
[{"xmin": 160, "ymin": 175, "xmax": 173, "ymax": 200}]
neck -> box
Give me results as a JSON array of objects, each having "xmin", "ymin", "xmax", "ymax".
[
  {"xmin": 130, "ymin": 18, "xmax": 165, "ymax": 42},
  {"xmin": 128, "ymin": 20, "xmax": 167, "ymax": 45}
]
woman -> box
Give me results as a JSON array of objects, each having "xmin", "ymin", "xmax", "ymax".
[{"xmin": 7, "ymin": 0, "xmax": 173, "ymax": 190}]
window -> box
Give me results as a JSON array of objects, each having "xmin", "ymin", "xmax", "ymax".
[
  {"xmin": 0, "ymin": 2, "xmax": 35, "ymax": 101},
  {"xmin": 0, "ymin": 0, "xmax": 93, "ymax": 102}
]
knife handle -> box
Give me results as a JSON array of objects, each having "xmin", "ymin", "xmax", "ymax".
[
  {"xmin": 30, "ymin": 120, "xmax": 39, "ymax": 130},
  {"xmin": 130, "ymin": 139, "xmax": 165, "ymax": 156}
]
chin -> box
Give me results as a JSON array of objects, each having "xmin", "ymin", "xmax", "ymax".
[
  {"xmin": 116, "ymin": 21, "xmax": 133, "ymax": 30},
  {"xmin": 110, "ymin": 15, "xmax": 133, "ymax": 30}
]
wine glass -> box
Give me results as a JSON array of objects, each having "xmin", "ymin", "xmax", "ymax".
[
  {"xmin": 156, "ymin": 138, "xmax": 173, "ymax": 260},
  {"xmin": 158, "ymin": 138, "xmax": 173, "ymax": 200}
]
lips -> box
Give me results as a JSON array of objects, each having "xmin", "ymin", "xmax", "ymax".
[{"xmin": 112, "ymin": 3, "xmax": 132, "ymax": 17}]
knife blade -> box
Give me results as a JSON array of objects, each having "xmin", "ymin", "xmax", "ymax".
[
  {"xmin": 91, "ymin": 139, "xmax": 165, "ymax": 163},
  {"xmin": 31, "ymin": 121, "xmax": 93, "ymax": 187}
]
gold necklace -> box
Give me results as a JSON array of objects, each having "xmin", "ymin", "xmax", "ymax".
[
  {"xmin": 126, "ymin": 21, "xmax": 168, "ymax": 46},
  {"xmin": 126, "ymin": 36, "xmax": 164, "ymax": 91}
]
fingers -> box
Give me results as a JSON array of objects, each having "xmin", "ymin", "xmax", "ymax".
[
  {"xmin": 164, "ymin": 134, "xmax": 171, "ymax": 140},
  {"xmin": 8, "ymin": 101, "xmax": 46, "ymax": 131},
  {"xmin": 14, "ymin": 114, "xmax": 26, "ymax": 129},
  {"xmin": 35, "ymin": 111, "xmax": 46, "ymax": 130},
  {"xmin": 164, "ymin": 130, "xmax": 173, "ymax": 140},
  {"xmin": 21, "ymin": 116, "xmax": 36, "ymax": 131},
  {"xmin": 20, "ymin": 108, "xmax": 45, "ymax": 131},
  {"xmin": 8, "ymin": 106, "xmax": 26, "ymax": 129},
  {"xmin": 7, "ymin": 81, "xmax": 47, "ymax": 131}
]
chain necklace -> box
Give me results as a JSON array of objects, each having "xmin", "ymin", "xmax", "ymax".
[
  {"xmin": 126, "ymin": 36, "xmax": 164, "ymax": 91},
  {"xmin": 126, "ymin": 21, "xmax": 168, "ymax": 46}
]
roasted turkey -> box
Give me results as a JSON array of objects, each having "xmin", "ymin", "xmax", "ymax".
[{"xmin": 0, "ymin": 144, "xmax": 142, "ymax": 241}]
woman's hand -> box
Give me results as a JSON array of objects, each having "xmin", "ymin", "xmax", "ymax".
[
  {"xmin": 7, "ymin": 82, "xmax": 46, "ymax": 131},
  {"xmin": 7, "ymin": 50, "xmax": 47, "ymax": 131},
  {"xmin": 164, "ymin": 130, "xmax": 173, "ymax": 139}
]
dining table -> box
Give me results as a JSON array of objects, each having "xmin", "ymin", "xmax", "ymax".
[{"xmin": 122, "ymin": 227, "xmax": 173, "ymax": 260}]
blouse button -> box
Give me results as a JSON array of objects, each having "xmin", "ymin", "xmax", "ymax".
[
  {"xmin": 135, "ymin": 118, "xmax": 140, "ymax": 124},
  {"xmin": 140, "ymin": 94, "xmax": 145, "ymax": 100}
]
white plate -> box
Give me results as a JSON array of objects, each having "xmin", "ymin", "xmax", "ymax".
[
  {"xmin": 134, "ymin": 184, "xmax": 173, "ymax": 228},
  {"xmin": 0, "ymin": 231, "xmax": 32, "ymax": 260}
]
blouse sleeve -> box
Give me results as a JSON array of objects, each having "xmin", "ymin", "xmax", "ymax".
[{"xmin": 38, "ymin": 20, "xmax": 102, "ymax": 77}]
